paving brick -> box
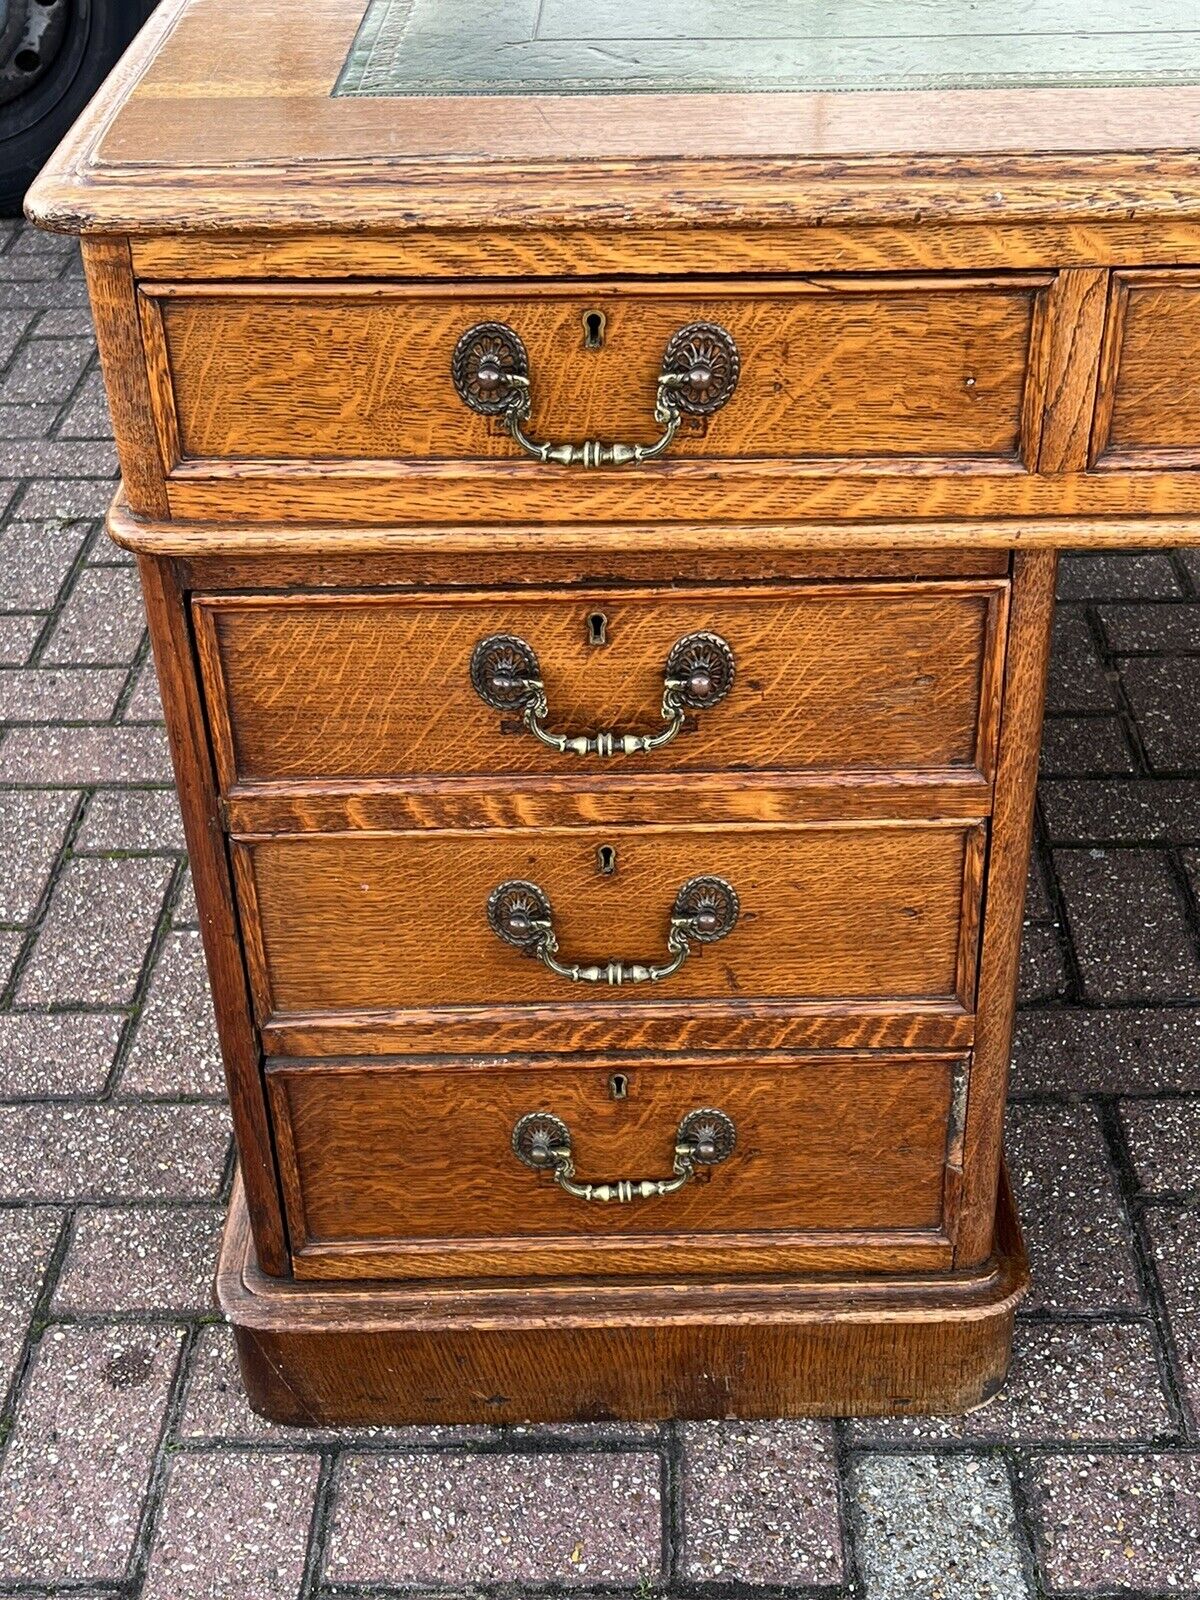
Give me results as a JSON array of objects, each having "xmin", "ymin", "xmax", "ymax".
[
  {"xmin": 0, "ymin": 308, "xmax": 32, "ymax": 364},
  {"xmin": 1040, "ymin": 777, "xmax": 1200, "ymax": 843},
  {"xmin": 124, "ymin": 653, "xmax": 164, "ymax": 720},
  {"xmin": 0, "ymin": 788, "xmax": 75, "ymax": 921},
  {"xmin": 1017, "ymin": 922, "xmax": 1067, "ymax": 1003},
  {"xmin": 1025, "ymin": 1452, "xmax": 1200, "ymax": 1593},
  {"xmin": 54, "ymin": 1205, "xmax": 223, "ymax": 1313},
  {"xmin": 0, "ymin": 722, "xmax": 173, "ymax": 783},
  {"xmin": 173, "ymin": 864, "xmax": 198, "ymax": 926},
  {"xmin": 0, "ymin": 1102, "xmax": 229, "ymax": 1200},
  {"xmin": 0, "ymin": 438, "xmax": 118, "ymax": 479},
  {"xmin": 1007, "ymin": 1102, "xmax": 1142, "ymax": 1312},
  {"xmin": 0, "ymin": 519, "xmax": 88, "ymax": 610},
  {"xmin": 17, "ymin": 478, "xmax": 116, "ymax": 519},
  {"xmin": 1122, "ymin": 1099, "xmax": 1200, "ymax": 1192},
  {"xmin": 679, "ymin": 1420, "xmax": 840, "ymax": 1584},
  {"xmin": 178, "ymin": 1324, "xmax": 490, "ymax": 1446},
  {"xmin": 325, "ymin": 1451, "xmax": 662, "ymax": 1587},
  {"xmin": 18, "ymin": 855, "xmax": 172, "ymax": 1004},
  {"xmin": 1059, "ymin": 552, "xmax": 1182, "ymax": 601},
  {"xmin": 120, "ymin": 930, "xmax": 224, "ymax": 1097},
  {"xmin": 0, "ymin": 403, "xmax": 59, "ymax": 437},
  {"xmin": 848, "ymin": 1321, "xmax": 1170, "ymax": 1445},
  {"xmin": 1099, "ymin": 600, "xmax": 1200, "ymax": 652},
  {"xmin": 0, "ymin": 611, "xmax": 41, "ymax": 664},
  {"xmin": 1039, "ymin": 715, "xmax": 1134, "ymax": 775},
  {"xmin": 1145, "ymin": 1205, "xmax": 1200, "ymax": 1428},
  {"xmin": 34, "ymin": 307, "xmax": 97, "ymax": 337},
  {"xmin": 1012, "ymin": 1006, "xmax": 1200, "ymax": 1094},
  {"xmin": 0, "ymin": 280, "xmax": 91, "ymax": 311},
  {"xmin": 75, "ymin": 786, "xmax": 185, "ymax": 852},
  {"xmin": 0, "ymin": 1010, "xmax": 122, "ymax": 1096},
  {"xmin": 1054, "ymin": 848, "xmax": 1200, "ymax": 1002},
  {"xmin": 0, "ymin": 1208, "xmax": 62, "ymax": 1394},
  {"xmin": 0, "ymin": 1323, "xmax": 183, "ymax": 1584},
  {"xmin": 0, "ymin": 927, "xmax": 22, "ymax": 987},
  {"xmin": 142, "ymin": 1451, "xmax": 320, "ymax": 1600},
  {"xmin": 58, "ymin": 370, "xmax": 112, "ymax": 439},
  {"xmin": 0, "ymin": 337, "xmax": 92, "ymax": 404},
  {"xmin": 1122, "ymin": 656, "xmax": 1200, "ymax": 770},
  {"xmin": 850, "ymin": 1454, "xmax": 1030, "ymax": 1600},
  {"xmin": 1046, "ymin": 609, "xmax": 1114, "ymax": 714},
  {"xmin": 0, "ymin": 665, "xmax": 124, "ymax": 721},
  {"xmin": 1025, "ymin": 850, "xmax": 1053, "ymax": 920},
  {"xmin": 42, "ymin": 565, "xmax": 145, "ymax": 665}
]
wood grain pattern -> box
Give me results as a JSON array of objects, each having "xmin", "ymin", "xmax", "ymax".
[
  {"xmin": 1035, "ymin": 267, "xmax": 1109, "ymax": 473},
  {"xmin": 218, "ymin": 1165, "xmax": 1028, "ymax": 1422},
  {"xmin": 235, "ymin": 821, "xmax": 983, "ymax": 1018},
  {"xmin": 143, "ymin": 277, "xmax": 1045, "ymax": 470},
  {"xmin": 1091, "ymin": 270, "xmax": 1200, "ymax": 469},
  {"xmin": 266, "ymin": 1052, "xmax": 959, "ymax": 1280},
  {"xmin": 193, "ymin": 582, "xmax": 1006, "ymax": 788}
]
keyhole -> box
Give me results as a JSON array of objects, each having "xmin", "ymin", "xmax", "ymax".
[
  {"xmin": 587, "ymin": 611, "xmax": 608, "ymax": 647},
  {"xmin": 609, "ymin": 1073, "xmax": 628, "ymax": 1100},
  {"xmin": 597, "ymin": 844, "xmax": 617, "ymax": 875},
  {"xmin": 583, "ymin": 310, "xmax": 606, "ymax": 349}
]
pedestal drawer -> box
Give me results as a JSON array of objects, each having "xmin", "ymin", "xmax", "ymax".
[
  {"xmin": 195, "ymin": 580, "xmax": 1006, "ymax": 787},
  {"xmin": 266, "ymin": 1052, "xmax": 965, "ymax": 1281}
]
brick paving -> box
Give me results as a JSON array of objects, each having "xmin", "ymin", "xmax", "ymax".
[{"xmin": 1, "ymin": 217, "xmax": 1200, "ymax": 1596}]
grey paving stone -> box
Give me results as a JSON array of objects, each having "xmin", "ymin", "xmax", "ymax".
[
  {"xmin": 0, "ymin": 1323, "xmax": 184, "ymax": 1584},
  {"xmin": 1012, "ymin": 1006, "xmax": 1200, "ymax": 1094},
  {"xmin": 1122, "ymin": 656, "xmax": 1200, "ymax": 770},
  {"xmin": 142, "ymin": 1451, "xmax": 321, "ymax": 1600},
  {"xmin": 1041, "ymin": 777, "xmax": 1200, "ymax": 843},
  {"xmin": 178, "ymin": 1324, "xmax": 491, "ymax": 1446},
  {"xmin": 0, "ymin": 611, "xmax": 42, "ymax": 664},
  {"xmin": 0, "ymin": 722, "xmax": 173, "ymax": 783},
  {"xmin": 0, "ymin": 1208, "xmax": 62, "ymax": 1395},
  {"xmin": 1025, "ymin": 851, "xmax": 1053, "ymax": 920},
  {"xmin": 18, "ymin": 478, "xmax": 117, "ymax": 519},
  {"xmin": 42, "ymin": 565, "xmax": 145, "ymax": 665},
  {"xmin": 680, "ymin": 1420, "xmax": 841, "ymax": 1584},
  {"xmin": 0, "ymin": 337, "xmax": 92, "ymax": 405},
  {"xmin": 1054, "ymin": 848, "xmax": 1200, "ymax": 1003},
  {"xmin": 0, "ymin": 281, "xmax": 91, "ymax": 311},
  {"xmin": 34, "ymin": 307, "xmax": 97, "ymax": 337},
  {"xmin": 0, "ymin": 1010, "xmax": 123, "ymax": 1096},
  {"xmin": 1017, "ymin": 922, "xmax": 1067, "ymax": 1003},
  {"xmin": 173, "ymin": 864, "xmax": 198, "ymax": 927},
  {"xmin": 75, "ymin": 786, "xmax": 185, "ymax": 852},
  {"xmin": 850, "ymin": 1454, "xmax": 1030, "ymax": 1600},
  {"xmin": 124, "ymin": 653, "xmax": 164, "ymax": 720},
  {"xmin": 1122, "ymin": 1099, "xmax": 1200, "ymax": 1192},
  {"xmin": 1006, "ymin": 1102, "xmax": 1142, "ymax": 1313},
  {"xmin": 0, "ymin": 1102, "xmax": 229, "ymax": 1200},
  {"xmin": 848, "ymin": 1321, "xmax": 1170, "ymax": 1445},
  {"xmin": 0, "ymin": 403, "xmax": 59, "ymax": 437},
  {"xmin": 1046, "ymin": 609, "xmax": 1114, "ymax": 714},
  {"xmin": 0, "ymin": 308, "xmax": 32, "ymax": 364},
  {"xmin": 0, "ymin": 438, "xmax": 118, "ymax": 479},
  {"xmin": 0, "ymin": 520, "xmax": 88, "ymax": 610},
  {"xmin": 58, "ymin": 370, "xmax": 112, "ymax": 439},
  {"xmin": 1025, "ymin": 1452, "xmax": 1200, "ymax": 1593},
  {"xmin": 1039, "ymin": 715, "xmax": 1134, "ymax": 775},
  {"xmin": 1100, "ymin": 601, "xmax": 1200, "ymax": 652},
  {"xmin": 325, "ymin": 1450, "xmax": 663, "ymax": 1587},
  {"xmin": 54, "ymin": 1205, "xmax": 224, "ymax": 1313},
  {"xmin": 18, "ymin": 855, "xmax": 172, "ymax": 1005},
  {"xmin": 1146, "ymin": 1205, "xmax": 1200, "ymax": 1428},
  {"xmin": 120, "ymin": 930, "xmax": 224, "ymax": 1097},
  {"xmin": 0, "ymin": 665, "xmax": 125, "ymax": 722},
  {"xmin": 0, "ymin": 787, "xmax": 75, "ymax": 922},
  {"xmin": 1057, "ymin": 553, "xmax": 1180, "ymax": 601},
  {"xmin": 0, "ymin": 927, "xmax": 22, "ymax": 987}
]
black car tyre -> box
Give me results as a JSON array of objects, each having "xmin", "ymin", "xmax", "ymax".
[{"xmin": 0, "ymin": 0, "xmax": 149, "ymax": 216}]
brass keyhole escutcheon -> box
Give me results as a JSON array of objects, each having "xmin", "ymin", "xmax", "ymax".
[
  {"xmin": 609, "ymin": 1073, "xmax": 629, "ymax": 1100},
  {"xmin": 586, "ymin": 611, "xmax": 608, "ymax": 647},
  {"xmin": 597, "ymin": 845, "xmax": 617, "ymax": 876},
  {"xmin": 583, "ymin": 309, "xmax": 607, "ymax": 349}
]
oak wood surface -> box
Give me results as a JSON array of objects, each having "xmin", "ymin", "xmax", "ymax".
[
  {"xmin": 1093, "ymin": 270, "xmax": 1200, "ymax": 470},
  {"xmin": 193, "ymin": 581, "xmax": 1006, "ymax": 788},
  {"xmin": 234, "ymin": 820, "xmax": 983, "ymax": 1019},
  {"xmin": 266, "ymin": 1052, "xmax": 959, "ymax": 1280},
  {"xmin": 217, "ymin": 1165, "xmax": 1028, "ymax": 1422}
]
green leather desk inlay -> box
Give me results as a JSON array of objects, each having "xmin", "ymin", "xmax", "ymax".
[{"xmin": 336, "ymin": 0, "xmax": 1200, "ymax": 97}]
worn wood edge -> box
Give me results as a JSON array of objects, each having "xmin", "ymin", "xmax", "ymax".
[
  {"xmin": 216, "ymin": 1163, "xmax": 1027, "ymax": 1332},
  {"xmin": 105, "ymin": 496, "xmax": 1200, "ymax": 555}
]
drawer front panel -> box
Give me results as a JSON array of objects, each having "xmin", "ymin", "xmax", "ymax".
[
  {"xmin": 1094, "ymin": 271, "xmax": 1200, "ymax": 468},
  {"xmin": 195, "ymin": 582, "xmax": 1006, "ymax": 787},
  {"xmin": 266, "ymin": 1053, "xmax": 962, "ymax": 1280},
  {"xmin": 235, "ymin": 822, "xmax": 983, "ymax": 1018},
  {"xmin": 144, "ymin": 277, "xmax": 1045, "ymax": 470}
]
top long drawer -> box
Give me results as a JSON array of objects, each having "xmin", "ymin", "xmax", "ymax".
[{"xmin": 193, "ymin": 580, "xmax": 1007, "ymax": 792}]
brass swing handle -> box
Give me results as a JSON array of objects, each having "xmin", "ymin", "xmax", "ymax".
[
  {"xmin": 487, "ymin": 874, "xmax": 739, "ymax": 987},
  {"xmin": 470, "ymin": 630, "xmax": 735, "ymax": 758},
  {"xmin": 451, "ymin": 320, "xmax": 740, "ymax": 468},
  {"xmin": 512, "ymin": 1108, "xmax": 737, "ymax": 1204}
]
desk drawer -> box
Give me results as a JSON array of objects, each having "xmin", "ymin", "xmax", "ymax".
[
  {"xmin": 266, "ymin": 1053, "xmax": 963, "ymax": 1281},
  {"xmin": 195, "ymin": 581, "xmax": 1006, "ymax": 788},
  {"xmin": 234, "ymin": 820, "xmax": 984, "ymax": 1029},
  {"xmin": 143, "ymin": 276, "xmax": 1046, "ymax": 476}
]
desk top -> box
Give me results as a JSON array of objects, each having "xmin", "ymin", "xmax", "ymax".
[{"xmin": 26, "ymin": 0, "xmax": 1200, "ymax": 235}]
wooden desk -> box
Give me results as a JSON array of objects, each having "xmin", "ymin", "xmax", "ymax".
[{"xmin": 27, "ymin": 0, "xmax": 1200, "ymax": 1422}]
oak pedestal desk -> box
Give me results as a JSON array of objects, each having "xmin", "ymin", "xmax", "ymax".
[{"xmin": 27, "ymin": 0, "xmax": 1200, "ymax": 1423}]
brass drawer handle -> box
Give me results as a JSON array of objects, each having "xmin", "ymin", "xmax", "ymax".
[
  {"xmin": 470, "ymin": 630, "xmax": 735, "ymax": 757},
  {"xmin": 487, "ymin": 873, "xmax": 739, "ymax": 986},
  {"xmin": 512, "ymin": 1107, "xmax": 736, "ymax": 1204},
  {"xmin": 451, "ymin": 320, "xmax": 740, "ymax": 468}
]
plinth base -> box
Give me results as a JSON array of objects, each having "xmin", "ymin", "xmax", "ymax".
[{"xmin": 216, "ymin": 1168, "xmax": 1028, "ymax": 1425}]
